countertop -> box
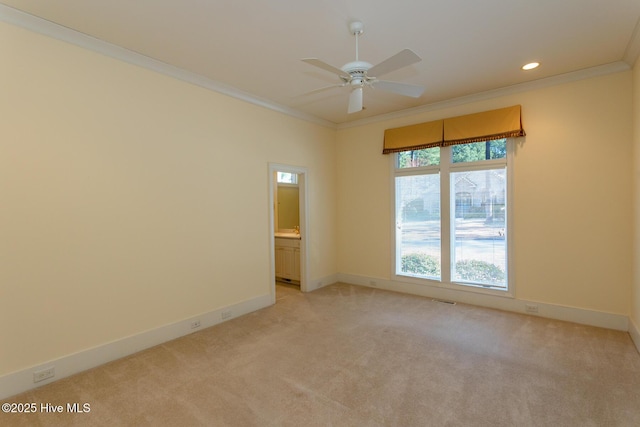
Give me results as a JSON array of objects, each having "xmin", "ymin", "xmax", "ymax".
[{"xmin": 275, "ymin": 232, "xmax": 301, "ymax": 240}]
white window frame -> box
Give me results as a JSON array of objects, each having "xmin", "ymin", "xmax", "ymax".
[{"xmin": 390, "ymin": 140, "xmax": 515, "ymax": 298}]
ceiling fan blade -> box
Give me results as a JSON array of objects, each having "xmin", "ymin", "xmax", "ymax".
[
  {"xmin": 302, "ymin": 58, "xmax": 350, "ymax": 79},
  {"xmin": 298, "ymin": 83, "xmax": 346, "ymax": 97},
  {"xmin": 372, "ymin": 80, "xmax": 425, "ymax": 98},
  {"xmin": 367, "ymin": 49, "xmax": 422, "ymax": 78},
  {"xmin": 348, "ymin": 87, "xmax": 363, "ymax": 114}
]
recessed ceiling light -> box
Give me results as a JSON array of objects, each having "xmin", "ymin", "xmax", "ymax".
[{"xmin": 522, "ymin": 62, "xmax": 540, "ymax": 70}]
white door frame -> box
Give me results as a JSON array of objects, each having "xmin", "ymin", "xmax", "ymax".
[{"xmin": 268, "ymin": 163, "xmax": 309, "ymax": 303}]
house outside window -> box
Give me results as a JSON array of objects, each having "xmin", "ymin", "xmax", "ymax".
[{"xmin": 393, "ymin": 139, "xmax": 512, "ymax": 293}]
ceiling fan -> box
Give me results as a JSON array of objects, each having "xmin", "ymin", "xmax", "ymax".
[{"xmin": 302, "ymin": 21, "xmax": 425, "ymax": 114}]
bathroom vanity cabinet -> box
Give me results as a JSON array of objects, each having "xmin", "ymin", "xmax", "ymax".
[{"xmin": 275, "ymin": 236, "xmax": 300, "ymax": 282}]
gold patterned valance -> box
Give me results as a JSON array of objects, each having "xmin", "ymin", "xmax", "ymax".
[
  {"xmin": 381, "ymin": 120, "xmax": 444, "ymax": 154},
  {"xmin": 383, "ymin": 105, "xmax": 525, "ymax": 154}
]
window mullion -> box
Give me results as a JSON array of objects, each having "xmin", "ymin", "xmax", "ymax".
[
  {"xmin": 440, "ymin": 147, "xmax": 451, "ymax": 284},
  {"xmin": 393, "ymin": 140, "xmax": 511, "ymax": 293}
]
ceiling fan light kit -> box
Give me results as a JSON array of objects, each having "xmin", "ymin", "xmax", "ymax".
[{"xmin": 302, "ymin": 21, "xmax": 425, "ymax": 114}]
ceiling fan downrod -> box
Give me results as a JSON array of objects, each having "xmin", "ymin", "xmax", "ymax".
[
  {"xmin": 350, "ymin": 21, "xmax": 364, "ymax": 61},
  {"xmin": 342, "ymin": 21, "xmax": 371, "ymax": 88}
]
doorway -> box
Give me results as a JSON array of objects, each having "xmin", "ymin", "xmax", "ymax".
[{"xmin": 268, "ymin": 163, "xmax": 309, "ymax": 304}]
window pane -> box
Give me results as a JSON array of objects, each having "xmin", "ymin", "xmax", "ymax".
[
  {"xmin": 397, "ymin": 148, "xmax": 440, "ymax": 168},
  {"xmin": 277, "ymin": 172, "xmax": 297, "ymax": 184},
  {"xmin": 451, "ymin": 168, "xmax": 506, "ymax": 287},
  {"xmin": 451, "ymin": 139, "xmax": 506, "ymax": 163},
  {"xmin": 396, "ymin": 173, "xmax": 441, "ymax": 279}
]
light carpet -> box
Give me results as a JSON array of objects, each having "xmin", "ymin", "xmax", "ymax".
[{"xmin": 2, "ymin": 282, "xmax": 640, "ymax": 426}]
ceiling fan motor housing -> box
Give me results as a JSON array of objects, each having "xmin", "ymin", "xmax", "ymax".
[{"xmin": 341, "ymin": 60, "xmax": 372, "ymax": 86}]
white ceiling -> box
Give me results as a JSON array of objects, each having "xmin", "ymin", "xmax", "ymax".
[{"xmin": 2, "ymin": 0, "xmax": 640, "ymax": 126}]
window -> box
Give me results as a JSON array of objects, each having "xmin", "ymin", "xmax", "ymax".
[
  {"xmin": 394, "ymin": 139, "xmax": 511, "ymax": 292},
  {"xmin": 277, "ymin": 172, "xmax": 298, "ymax": 184}
]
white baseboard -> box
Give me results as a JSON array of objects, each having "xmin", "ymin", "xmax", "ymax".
[
  {"xmin": 306, "ymin": 274, "xmax": 339, "ymax": 292},
  {"xmin": 630, "ymin": 317, "xmax": 640, "ymax": 354},
  {"xmin": 0, "ymin": 294, "xmax": 272, "ymax": 400},
  {"xmin": 3, "ymin": 277, "xmax": 633, "ymax": 400},
  {"xmin": 338, "ymin": 273, "xmax": 629, "ymax": 331}
]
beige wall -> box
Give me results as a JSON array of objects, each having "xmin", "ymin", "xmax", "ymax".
[
  {"xmin": 0, "ymin": 22, "xmax": 337, "ymax": 376},
  {"xmin": 633, "ymin": 57, "xmax": 640, "ymax": 331},
  {"xmin": 2, "ymin": 15, "xmax": 637, "ymax": 380},
  {"xmin": 337, "ymin": 71, "xmax": 633, "ymax": 315}
]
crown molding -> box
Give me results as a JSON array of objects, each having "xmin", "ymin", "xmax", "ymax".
[
  {"xmin": 624, "ymin": 16, "xmax": 640, "ymax": 67},
  {"xmin": 2, "ymin": 4, "xmax": 635, "ymax": 132},
  {"xmin": 0, "ymin": 4, "xmax": 337, "ymax": 129},
  {"xmin": 338, "ymin": 61, "xmax": 631, "ymax": 130}
]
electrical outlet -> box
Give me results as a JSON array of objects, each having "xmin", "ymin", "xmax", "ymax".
[
  {"xmin": 221, "ymin": 310, "xmax": 233, "ymax": 319},
  {"xmin": 525, "ymin": 304, "xmax": 539, "ymax": 314},
  {"xmin": 190, "ymin": 319, "xmax": 201, "ymax": 329},
  {"xmin": 33, "ymin": 367, "xmax": 55, "ymax": 383}
]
